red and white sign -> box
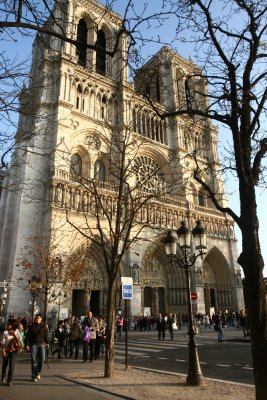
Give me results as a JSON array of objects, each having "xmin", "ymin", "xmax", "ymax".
[{"xmin": 191, "ymin": 292, "xmax": 198, "ymax": 301}]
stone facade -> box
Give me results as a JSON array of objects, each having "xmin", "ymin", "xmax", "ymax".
[{"xmin": 0, "ymin": 0, "xmax": 244, "ymax": 321}]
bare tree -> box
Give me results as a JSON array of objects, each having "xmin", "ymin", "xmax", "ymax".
[
  {"xmin": 17, "ymin": 232, "xmax": 87, "ymax": 325},
  {"xmin": 149, "ymin": 1, "xmax": 267, "ymax": 398},
  {"xmin": 56, "ymin": 112, "xmax": 182, "ymax": 376}
]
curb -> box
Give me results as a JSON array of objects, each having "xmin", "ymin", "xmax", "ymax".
[{"xmin": 58, "ymin": 375, "xmax": 138, "ymax": 400}]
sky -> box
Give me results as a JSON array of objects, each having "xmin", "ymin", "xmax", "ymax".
[{"xmin": 1, "ymin": 0, "xmax": 267, "ymax": 275}]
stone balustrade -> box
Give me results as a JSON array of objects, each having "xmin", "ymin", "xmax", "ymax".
[{"xmin": 50, "ymin": 178, "xmax": 235, "ymax": 239}]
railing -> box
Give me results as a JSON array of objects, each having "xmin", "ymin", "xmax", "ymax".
[{"xmin": 50, "ymin": 175, "xmax": 235, "ymax": 240}]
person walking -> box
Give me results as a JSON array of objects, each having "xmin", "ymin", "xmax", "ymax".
[
  {"xmin": 81, "ymin": 311, "xmax": 99, "ymax": 362},
  {"xmin": 116, "ymin": 315, "xmax": 124, "ymax": 339},
  {"xmin": 167, "ymin": 313, "xmax": 175, "ymax": 340},
  {"xmin": 156, "ymin": 313, "xmax": 166, "ymax": 340},
  {"xmin": 26, "ymin": 314, "xmax": 48, "ymax": 382},
  {"xmin": 95, "ymin": 316, "xmax": 106, "ymax": 358},
  {"xmin": 1, "ymin": 320, "xmax": 22, "ymax": 386},
  {"xmin": 69, "ymin": 317, "xmax": 81, "ymax": 359},
  {"xmin": 239, "ymin": 310, "xmax": 250, "ymax": 337},
  {"xmin": 213, "ymin": 312, "xmax": 224, "ymax": 342},
  {"xmin": 52, "ymin": 320, "xmax": 66, "ymax": 359}
]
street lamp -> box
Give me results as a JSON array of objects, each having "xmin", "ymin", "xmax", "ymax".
[
  {"xmin": 28, "ymin": 275, "xmax": 42, "ymax": 320},
  {"xmin": 0, "ymin": 290, "xmax": 7, "ymax": 318},
  {"xmin": 52, "ymin": 290, "xmax": 67, "ymax": 321},
  {"xmin": 164, "ymin": 220, "xmax": 207, "ymax": 386}
]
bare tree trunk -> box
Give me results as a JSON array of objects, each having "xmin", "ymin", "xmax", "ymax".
[
  {"xmin": 43, "ymin": 286, "xmax": 49, "ymax": 327},
  {"xmin": 238, "ymin": 185, "xmax": 267, "ymax": 400},
  {"xmin": 104, "ymin": 276, "xmax": 117, "ymax": 378}
]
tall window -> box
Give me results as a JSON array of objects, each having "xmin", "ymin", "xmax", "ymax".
[
  {"xmin": 76, "ymin": 19, "xmax": 87, "ymax": 67},
  {"xmin": 70, "ymin": 153, "xmax": 82, "ymax": 180},
  {"xmin": 185, "ymin": 79, "xmax": 192, "ymax": 111},
  {"xmin": 94, "ymin": 160, "xmax": 105, "ymax": 180},
  {"xmin": 96, "ymin": 30, "xmax": 106, "ymax": 75},
  {"xmin": 76, "ymin": 85, "xmax": 82, "ymax": 109},
  {"xmin": 198, "ymin": 192, "xmax": 206, "ymax": 207}
]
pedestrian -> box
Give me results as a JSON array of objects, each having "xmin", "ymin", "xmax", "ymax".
[
  {"xmin": 69, "ymin": 317, "xmax": 82, "ymax": 359},
  {"xmin": 15, "ymin": 320, "xmax": 26, "ymax": 349},
  {"xmin": 95, "ymin": 316, "xmax": 106, "ymax": 358},
  {"xmin": 239, "ymin": 310, "xmax": 250, "ymax": 337},
  {"xmin": 26, "ymin": 314, "xmax": 49, "ymax": 382},
  {"xmin": 1, "ymin": 320, "xmax": 22, "ymax": 386},
  {"xmin": 116, "ymin": 315, "xmax": 124, "ymax": 339},
  {"xmin": 52, "ymin": 320, "xmax": 66, "ymax": 359},
  {"xmin": 213, "ymin": 312, "xmax": 224, "ymax": 342},
  {"xmin": 156, "ymin": 313, "xmax": 166, "ymax": 340},
  {"xmin": 81, "ymin": 311, "xmax": 99, "ymax": 362},
  {"xmin": 167, "ymin": 313, "xmax": 175, "ymax": 340},
  {"xmin": 204, "ymin": 314, "xmax": 211, "ymax": 329}
]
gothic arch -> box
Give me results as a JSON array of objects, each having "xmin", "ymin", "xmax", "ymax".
[
  {"xmin": 71, "ymin": 238, "xmax": 123, "ymax": 317},
  {"xmin": 203, "ymin": 246, "xmax": 234, "ymax": 312},
  {"xmin": 76, "ymin": 19, "xmax": 88, "ymax": 67},
  {"xmin": 140, "ymin": 237, "xmax": 187, "ymax": 314},
  {"xmin": 69, "ymin": 145, "xmax": 90, "ymax": 179},
  {"xmin": 137, "ymin": 145, "xmax": 171, "ymax": 173}
]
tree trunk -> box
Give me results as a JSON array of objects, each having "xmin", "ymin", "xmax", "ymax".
[
  {"xmin": 104, "ymin": 276, "xmax": 117, "ymax": 378},
  {"xmin": 238, "ymin": 186, "xmax": 267, "ymax": 400},
  {"xmin": 43, "ymin": 287, "xmax": 48, "ymax": 327}
]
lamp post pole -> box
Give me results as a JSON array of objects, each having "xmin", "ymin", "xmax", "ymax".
[{"xmin": 164, "ymin": 220, "xmax": 207, "ymax": 386}]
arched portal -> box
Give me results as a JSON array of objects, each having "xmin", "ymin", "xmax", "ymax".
[
  {"xmin": 202, "ymin": 247, "xmax": 234, "ymax": 314},
  {"xmin": 70, "ymin": 242, "xmax": 121, "ymax": 318},
  {"xmin": 140, "ymin": 238, "xmax": 186, "ymax": 316}
]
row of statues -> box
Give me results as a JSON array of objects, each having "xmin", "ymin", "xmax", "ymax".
[{"xmin": 52, "ymin": 182, "xmax": 234, "ymax": 237}]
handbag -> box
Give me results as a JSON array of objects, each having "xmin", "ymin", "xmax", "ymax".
[
  {"xmin": 172, "ymin": 322, "xmax": 178, "ymax": 330},
  {"xmin": 82, "ymin": 326, "xmax": 92, "ymax": 343}
]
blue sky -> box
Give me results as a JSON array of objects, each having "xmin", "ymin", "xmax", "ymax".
[{"xmin": 1, "ymin": 0, "xmax": 266, "ymax": 275}]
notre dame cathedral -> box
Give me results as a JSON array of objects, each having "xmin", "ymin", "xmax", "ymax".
[{"xmin": 0, "ymin": 0, "xmax": 244, "ymax": 321}]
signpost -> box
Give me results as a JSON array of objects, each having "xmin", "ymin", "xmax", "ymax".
[
  {"xmin": 121, "ymin": 277, "xmax": 133, "ymax": 370},
  {"xmin": 121, "ymin": 277, "xmax": 133, "ymax": 300}
]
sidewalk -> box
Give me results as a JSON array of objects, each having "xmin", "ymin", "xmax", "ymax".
[
  {"xmin": 11, "ymin": 353, "xmax": 255, "ymax": 400},
  {"xmin": 3, "ymin": 327, "xmax": 255, "ymax": 400},
  {"xmin": 59, "ymin": 327, "xmax": 255, "ymax": 399}
]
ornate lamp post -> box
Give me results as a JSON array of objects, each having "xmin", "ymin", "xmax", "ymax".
[
  {"xmin": 28, "ymin": 276, "xmax": 42, "ymax": 320},
  {"xmin": 57, "ymin": 291, "xmax": 67, "ymax": 321},
  {"xmin": 0, "ymin": 290, "xmax": 7, "ymax": 318},
  {"xmin": 164, "ymin": 220, "xmax": 207, "ymax": 386}
]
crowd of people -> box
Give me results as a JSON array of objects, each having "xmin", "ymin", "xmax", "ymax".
[
  {"xmin": 1, "ymin": 308, "xmax": 250, "ymax": 386},
  {"xmin": 0, "ymin": 310, "xmax": 106, "ymax": 387}
]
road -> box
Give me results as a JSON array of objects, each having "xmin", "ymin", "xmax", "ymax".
[{"xmin": 115, "ymin": 326, "xmax": 253, "ymax": 385}]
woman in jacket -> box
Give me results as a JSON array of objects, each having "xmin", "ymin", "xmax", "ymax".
[{"xmin": 1, "ymin": 320, "xmax": 22, "ymax": 386}]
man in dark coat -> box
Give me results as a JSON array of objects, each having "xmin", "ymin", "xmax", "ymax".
[
  {"xmin": 26, "ymin": 314, "xmax": 48, "ymax": 382},
  {"xmin": 156, "ymin": 313, "xmax": 166, "ymax": 340}
]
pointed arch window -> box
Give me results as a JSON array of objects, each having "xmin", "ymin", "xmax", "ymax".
[
  {"xmin": 70, "ymin": 153, "xmax": 82, "ymax": 180},
  {"xmin": 94, "ymin": 160, "xmax": 105, "ymax": 181},
  {"xmin": 96, "ymin": 30, "xmax": 106, "ymax": 76},
  {"xmin": 198, "ymin": 191, "xmax": 206, "ymax": 207},
  {"xmin": 76, "ymin": 19, "xmax": 88, "ymax": 67},
  {"xmin": 185, "ymin": 79, "xmax": 192, "ymax": 112},
  {"xmin": 101, "ymin": 95, "xmax": 107, "ymax": 119},
  {"xmin": 76, "ymin": 85, "xmax": 82, "ymax": 110}
]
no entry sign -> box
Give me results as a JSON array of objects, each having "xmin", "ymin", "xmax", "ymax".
[{"xmin": 191, "ymin": 292, "xmax": 198, "ymax": 301}]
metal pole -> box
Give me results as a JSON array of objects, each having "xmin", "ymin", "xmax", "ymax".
[
  {"xmin": 185, "ymin": 266, "xmax": 205, "ymax": 386},
  {"xmin": 125, "ymin": 299, "xmax": 128, "ymax": 370}
]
